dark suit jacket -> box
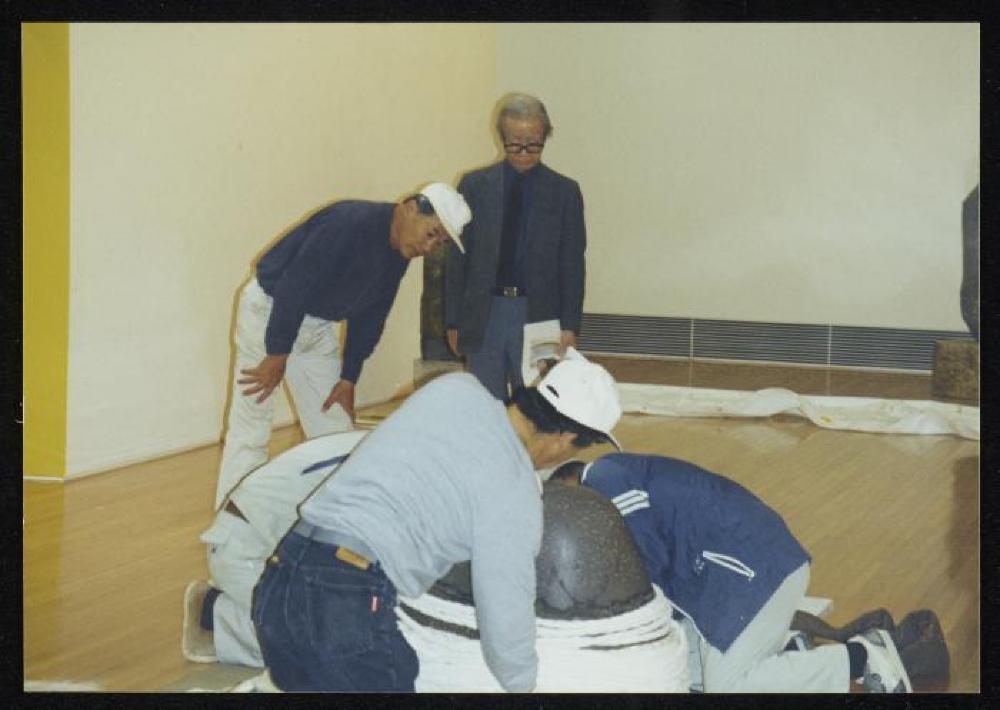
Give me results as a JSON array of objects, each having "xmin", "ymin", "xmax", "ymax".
[{"xmin": 445, "ymin": 161, "xmax": 586, "ymax": 353}]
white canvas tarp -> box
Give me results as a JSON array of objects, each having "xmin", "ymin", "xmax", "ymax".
[{"xmin": 618, "ymin": 384, "xmax": 979, "ymax": 441}]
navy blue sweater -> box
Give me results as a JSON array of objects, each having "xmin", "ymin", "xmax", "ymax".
[
  {"xmin": 255, "ymin": 201, "xmax": 407, "ymax": 383},
  {"xmin": 583, "ymin": 453, "xmax": 810, "ymax": 652}
]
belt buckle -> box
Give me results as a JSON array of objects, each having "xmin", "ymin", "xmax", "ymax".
[
  {"xmin": 335, "ymin": 546, "xmax": 371, "ymax": 570},
  {"xmin": 499, "ymin": 286, "xmax": 518, "ymax": 297}
]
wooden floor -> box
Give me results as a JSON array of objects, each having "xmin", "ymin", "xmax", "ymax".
[{"xmin": 23, "ymin": 360, "xmax": 980, "ymax": 692}]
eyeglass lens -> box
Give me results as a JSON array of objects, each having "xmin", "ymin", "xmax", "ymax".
[{"xmin": 504, "ymin": 142, "xmax": 544, "ymax": 154}]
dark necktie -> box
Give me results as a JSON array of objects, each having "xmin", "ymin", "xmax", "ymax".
[{"xmin": 496, "ymin": 174, "xmax": 524, "ymax": 287}]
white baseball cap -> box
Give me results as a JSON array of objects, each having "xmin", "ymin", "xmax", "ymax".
[
  {"xmin": 420, "ymin": 182, "xmax": 472, "ymax": 253},
  {"xmin": 538, "ymin": 347, "xmax": 623, "ymax": 450}
]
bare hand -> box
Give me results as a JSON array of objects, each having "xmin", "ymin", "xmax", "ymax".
[
  {"xmin": 447, "ymin": 328, "xmax": 461, "ymax": 357},
  {"xmin": 322, "ymin": 379, "xmax": 356, "ymax": 421},
  {"xmin": 558, "ymin": 330, "xmax": 577, "ymax": 355},
  {"xmin": 239, "ymin": 354, "xmax": 288, "ymax": 403}
]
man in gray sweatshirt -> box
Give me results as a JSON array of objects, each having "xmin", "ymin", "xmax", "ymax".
[{"xmin": 250, "ymin": 348, "xmax": 623, "ymax": 692}]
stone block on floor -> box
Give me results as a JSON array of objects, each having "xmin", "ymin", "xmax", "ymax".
[{"xmin": 931, "ymin": 340, "xmax": 979, "ymax": 402}]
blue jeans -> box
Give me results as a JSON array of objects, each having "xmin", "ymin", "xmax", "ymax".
[{"xmin": 251, "ymin": 531, "xmax": 419, "ymax": 691}]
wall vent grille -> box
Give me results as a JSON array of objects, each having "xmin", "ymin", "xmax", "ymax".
[
  {"xmin": 830, "ymin": 326, "xmax": 970, "ymax": 371},
  {"xmin": 578, "ymin": 313, "xmax": 690, "ymax": 357},
  {"xmin": 578, "ymin": 313, "xmax": 972, "ymax": 371},
  {"xmin": 693, "ymin": 319, "xmax": 829, "ymax": 365}
]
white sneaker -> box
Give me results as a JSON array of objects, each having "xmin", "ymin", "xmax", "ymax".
[
  {"xmin": 182, "ymin": 580, "xmax": 218, "ymax": 663},
  {"xmin": 851, "ymin": 628, "xmax": 912, "ymax": 693}
]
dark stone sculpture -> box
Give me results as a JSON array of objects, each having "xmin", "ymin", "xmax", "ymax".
[
  {"xmin": 420, "ymin": 246, "xmax": 459, "ymax": 361},
  {"xmin": 960, "ymin": 184, "xmax": 979, "ymax": 341},
  {"xmin": 428, "ymin": 481, "xmax": 654, "ymax": 620}
]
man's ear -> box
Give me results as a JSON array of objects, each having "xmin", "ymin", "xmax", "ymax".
[
  {"xmin": 559, "ymin": 430, "xmax": 578, "ymax": 448},
  {"xmin": 543, "ymin": 430, "xmax": 575, "ymax": 454}
]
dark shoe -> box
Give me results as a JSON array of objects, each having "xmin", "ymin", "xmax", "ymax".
[
  {"xmin": 893, "ymin": 610, "xmax": 950, "ymax": 684},
  {"xmin": 892, "ymin": 609, "xmax": 942, "ymax": 648},
  {"xmin": 792, "ymin": 607, "xmax": 896, "ymax": 645},
  {"xmin": 837, "ymin": 608, "xmax": 896, "ymax": 642},
  {"xmin": 899, "ymin": 636, "xmax": 950, "ymax": 685}
]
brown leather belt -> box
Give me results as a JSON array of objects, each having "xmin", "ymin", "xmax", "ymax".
[{"xmin": 224, "ymin": 499, "xmax": 247, "ymax": 522}]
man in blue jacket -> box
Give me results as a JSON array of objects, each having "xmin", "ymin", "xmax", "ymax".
[
  {"xmin": 551, "ymin": 454, "xmax": 913, "ymax": 693},
  {"xmin": 215, "ymin": 183, "xmax": 471, "ymax": 507}
]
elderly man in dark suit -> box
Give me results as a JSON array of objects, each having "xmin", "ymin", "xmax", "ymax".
[{"xmin": 445, "ymin": 93, "xmax": 587, "ymax": 399}]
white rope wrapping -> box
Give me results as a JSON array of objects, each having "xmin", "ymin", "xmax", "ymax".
[{"xmin": 397, "ymin": 584, "xmax": 690, "ymax": 692}]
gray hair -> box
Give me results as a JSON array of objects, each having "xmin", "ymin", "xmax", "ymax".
[{"xmin": 494, "ymin": 92, "xmax": 554, "ymax": 140}]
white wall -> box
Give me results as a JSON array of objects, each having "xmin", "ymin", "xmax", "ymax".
[
  {"xmin": 67, "ymin": 23, "xmax": 496, "ymax": 476},
  {"xmin": 64, "ymin": 22, "xmax": 979, "ymax": 476},
  {"xmin": 495, "ymin": 23, "xmax": 979, "ymax": 328}
]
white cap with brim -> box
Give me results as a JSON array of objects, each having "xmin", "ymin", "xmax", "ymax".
[
  {"xmin": 538, "ymin": 347, "xmax": 624, "ymax": 450},
  {"xmin": 420, "ymin": 182, "xmax": 472, "ymax": 253}
]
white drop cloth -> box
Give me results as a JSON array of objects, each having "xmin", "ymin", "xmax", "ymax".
[{"xmin": 618, "ymin": 384, "xmax": 978, "ymax": 440}]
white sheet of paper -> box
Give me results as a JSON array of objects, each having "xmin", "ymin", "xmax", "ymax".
[{"xmin": 522, "ymin": 319, "xmax": 562, "ymax": 387}]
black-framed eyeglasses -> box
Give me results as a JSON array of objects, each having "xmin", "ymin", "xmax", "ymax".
[
  {"xmin": 504, "ymin": 142, "xmax": 545, "ymax": 155},
  {"xmin": 414, "ymin": 194, "xmax": 437, "ymax": 216}
]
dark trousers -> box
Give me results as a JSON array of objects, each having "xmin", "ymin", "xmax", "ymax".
[
  {"xmin": 466, "ymin": 295, "xmax": 528, "ymax": 400},
  {"xmin": 251, "ymin": 531, "xmax": 419, "ymax": 691}
]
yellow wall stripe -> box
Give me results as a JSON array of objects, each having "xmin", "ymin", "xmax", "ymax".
[{"xmin": 23, "ymin": 23, "xmax": 70, "ymax": 478}]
